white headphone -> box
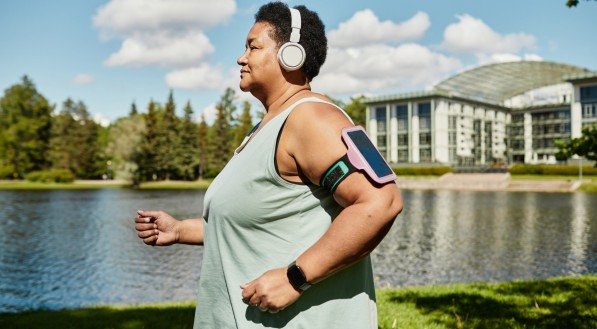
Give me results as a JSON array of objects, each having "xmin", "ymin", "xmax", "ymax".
[{"xmin": 277, "ymin": 7, "xmax": 306, "ymax": 71}]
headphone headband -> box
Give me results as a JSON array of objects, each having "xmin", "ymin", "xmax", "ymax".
[{"xmin": 289, "ymin": 8, "xmax": 301, "ymax": 43}]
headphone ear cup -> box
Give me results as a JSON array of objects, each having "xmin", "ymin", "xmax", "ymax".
[{"xmin": 277, "ymin": 42, "xmax": 306, "ymax": 71}]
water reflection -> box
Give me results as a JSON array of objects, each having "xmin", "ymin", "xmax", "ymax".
[
  {"xmin": 569, "ymin": 193, "xmax": 589, "ymax": 273},
  {"xmin": 0, "ymin": 189, "xmax": 595, "ymax": 312},
  {"xmin": 371, "ymin": 190, "xmax": 597, "ymax": 287}
]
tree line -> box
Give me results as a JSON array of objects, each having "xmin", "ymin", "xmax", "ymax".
[{"xmin": 0, "ymin": 76, "xmax": 367, "ymax": 183}]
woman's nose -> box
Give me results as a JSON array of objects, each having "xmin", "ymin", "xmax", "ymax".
[{"xmin": 237, "ymin": 49, "xmax": 248, "ymax": 66}]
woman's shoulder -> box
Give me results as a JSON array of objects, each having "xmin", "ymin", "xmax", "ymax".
[{"xmin": 290, "ymin": 92, "xmax": 352, "ymax": 127}]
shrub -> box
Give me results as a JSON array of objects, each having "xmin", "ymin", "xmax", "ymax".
[
  {"xmin": 25, "ymin": 169, "xmax": 75, "ymax": 183},
  {"xmin": 509, "ymin": 164, "xmax": 597, "ymax": 175},
  {"xmin": 0, "ymin": 165, "xmax": 17, "ymax": 179},
  {"xmin": 393, "ymin": 166, "xmax": 452, "ymax": 176}
]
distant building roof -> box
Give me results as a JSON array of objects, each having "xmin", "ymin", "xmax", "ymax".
[
  {"xmin": 365, "ymin": 61, "xmax": 590, "ymax": 106},
  {"xmin": 563, "ymin": 71, "xmax": 597, "ymax": 83}
]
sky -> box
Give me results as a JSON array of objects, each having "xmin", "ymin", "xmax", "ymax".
[{"xmin": 0, "ymin": 0, "xmax": 595, "ymax": 125}]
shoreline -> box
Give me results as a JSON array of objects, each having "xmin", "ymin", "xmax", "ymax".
[{"xmin": 0, "ymin": 175, "xmax": 595, "ymax": 192}]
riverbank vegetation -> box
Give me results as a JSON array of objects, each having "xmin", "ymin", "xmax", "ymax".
[{"xmin": 0, "ymin": 275, "xmax": 594, "ymax": 328}]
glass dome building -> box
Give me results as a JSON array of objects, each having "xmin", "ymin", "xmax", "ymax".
[{"xmin": 364, "ymin": 60, "xmax": 597, "ymax": 165}]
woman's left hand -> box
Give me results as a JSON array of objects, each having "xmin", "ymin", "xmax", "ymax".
[{"xmin": 241, "ymin": 267, "xmax": 301, "ymax": 313}]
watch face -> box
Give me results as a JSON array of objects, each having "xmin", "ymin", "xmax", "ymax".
[{"xmin": 287, "ymin": 264, "xmax": 307, "ymax": 290}]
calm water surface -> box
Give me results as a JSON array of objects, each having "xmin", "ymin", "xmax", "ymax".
[{"xmin": 0, "ymin": 189, "xmax": 595, "ymax": 312}]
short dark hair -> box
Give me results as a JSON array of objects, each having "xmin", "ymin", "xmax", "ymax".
[{"xmin": 255, "ymin": 2, "xmax": 327, "ymax": 82}]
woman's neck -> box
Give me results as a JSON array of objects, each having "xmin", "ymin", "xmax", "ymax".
[{"xmin": 262, "ymin": 85, "xmax": 310, "ymax": 115}]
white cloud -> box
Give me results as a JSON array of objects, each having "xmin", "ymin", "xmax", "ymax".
[
  {"xmin": 199, "ymin": 103, "xmax": 217, "ymax": 125},
  {"xmin": 92, "ymin": 113, "xmax": 111, "ymax": 127},
  {"xmin": 523, "ymin": 54, "xmax": 543, "ymax": 61},
  {"xmin": 313, "ymin": 43, "xmax": 461, "ymax": 94},
  {"xmin": 165, "ymin": 64, "xmax": 224, "ymax": 90},
  {"xmin": 441, "ymin": 14, "xmax": 536, "ymax": 55},
  {"xmin": 329, "ymin": 10, "xmax": 430, "ymax": 48},
  {"xmin": 93, "ymin": 0, "xmax": 236, "ymax": 38},
  {"xmin": 314, "ymin": 9, "xmax": 460, "ymax": 96},
  {"xmin": 72, "ymin": 73, "xmax": 94, "ymax": 85},
  {"xmin": 94, "ymin": 0, "xmax": 236, "ymax": 90},
  {"xmin": 104, "ymin": 31, "xmax": 214, "ymax": 67}
]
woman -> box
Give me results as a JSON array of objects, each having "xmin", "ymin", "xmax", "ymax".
[{"xmin": 134, "ymin": 2, "xmax": 402, "ymax": 328}]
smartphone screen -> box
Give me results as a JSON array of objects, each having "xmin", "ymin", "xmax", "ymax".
[{"xmin": 347, "ymin": 130, "xmax": 393, "ymax": 177}]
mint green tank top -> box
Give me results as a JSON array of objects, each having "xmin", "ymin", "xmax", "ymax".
[{"xmin": 194, "ymin": 97, "xmax": 377, "ymax": 329}]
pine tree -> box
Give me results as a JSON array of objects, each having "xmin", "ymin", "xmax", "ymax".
[
  {"xmin": 221, "ymin": 87, "xmax": 237, "ymax": 124},
  {"xmin": 134, "ymin": 100, "xmax": 160, "ymax": 182},
  {"xmin": 209, "ymin": 101, "xmax": 232, "ymax": 175},
  {"xmin": 197, "ymin": 113, "xmax": 209, "ymax": 179},
  {"xmin": 0, "ymin": 76, "xmax": 53, "ymax": 178},
  {"xmin": 49, "ymin": 99, "xmax": 76, "ymax": 171},
  {"xmin": 129, "ymin": 101, "xmax": 138, "ymax": 116},
  {"xmin": 150, "ymin": 91, "xmax": 180, "ymax": 180},
  {"xmin": 179, "ymin": 101, "xmax": 200, "ymax": 180},
  {"xmin": 234, "ymin": 101, "xmax": 254, "ymax": 148}
]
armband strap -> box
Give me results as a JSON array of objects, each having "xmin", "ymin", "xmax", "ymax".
[{"xmin": 320, "ymin": 154, "xmax": 356, "ymax": 193}]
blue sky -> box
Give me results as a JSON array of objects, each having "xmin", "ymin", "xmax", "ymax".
[{"xmin": 0, "ymin": 0, "xmax": 595, "ymax": 125}]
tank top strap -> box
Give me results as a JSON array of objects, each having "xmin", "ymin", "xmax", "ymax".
[{"xmin": 273, "ymin": 96, "xmax": 354, "ymax": 130}]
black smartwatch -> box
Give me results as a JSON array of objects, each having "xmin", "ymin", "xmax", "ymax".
[{"xmin": 287, "ymin": 261, "xmax": 311, "ymax": 292}]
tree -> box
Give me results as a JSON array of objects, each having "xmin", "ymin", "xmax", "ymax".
[
  {"xmin": 344, "ymin": 95, "xmax": 367, "ymax": 127},
  {"xmin": 48, "ymin": 98, "xmax": 104, "ymax": 178},
  {"xmin": 129, "ymin": 101, "xmax": 138, "ymax": 116},
  {"xmin": 178, "ymin": 101, "xmax": 200, "ymax": 180},
  {"xmin": 106, "ymin": 114, "xmax": 145, "ymax": 180},
  {"xmin": 555, "ymin": 126, "xmax": 597, "ymax": 164},
  {"xmin": 234, "ymin": 101, "xmax": 254, "ymax": 148},
  {"xmin": 134, "ymin": 100, "xmax": 160, "ymax": 182},
  {"xmin": 221, "ymin": 87, "xmax": 237, "ymax": 124},
  {"xmin": 153, "ymin": 91, "xmax": 180, "ymax": 180},
  {"xmin": 0, "ymin": 76, "xmax": 53, "ymax": 178},
  {"xmin": 197, "ymin": 113, "xmax": 210, "ymax": 179},
  {"xmin": 49, "ymin": 99, "xmax": 76, "ymax": 171},
  {"xmin": 209, "ymin": 102, "xmax": 232, "ymax": 176},
  {"xmin": 208, "ymin": 89, "xmax": 237, "ymax": 176},
  {"xmin": 566, "ymin": 0, "xmax": 595, "ymax": 7}
]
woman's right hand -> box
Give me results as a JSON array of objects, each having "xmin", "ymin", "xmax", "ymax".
[{"xmin": 134, "ymin": 210, "xmax": 180, "ymax": 246}]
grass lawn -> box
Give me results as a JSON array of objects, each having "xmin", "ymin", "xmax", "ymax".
[
  {"xmin": 0, "ymin": 179, "xmax": 212, "ymax": 190},
  {"xmin": 137, "ymin": 179, "xmax": 212, "ymax": 190},
  {"xmin": 0, "ymin": 180, "xmax": 129, "ymax": 190},
  {"xmin": 1, "ymin": 275, "xmax": 594, "ymax": 329}
]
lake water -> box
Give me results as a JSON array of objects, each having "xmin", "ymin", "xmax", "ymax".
[{"xmin": 0, "ymin": 189, "xmax": 595, "ymax": 313}]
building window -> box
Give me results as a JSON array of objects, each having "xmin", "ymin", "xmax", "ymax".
[
  {"xmin": 420, "ymin": 148, "xmax": 431, "ymax": 162},
  {"xmin": 398, "ymin": 134, "xmax": 408, "ymax": 146},
  {"xmin": 448, "ymin": 116, "xmax": 457, "ymax": 129},
  {"xmin": 396, "ymin": 105, "xmax": 408, "ymax": 132},
  {"xmin": 418, "ymin": 103, "xmax": 431, "ymax": 131},
  {"xmin": 449, "ymin": 147, "xmax": 457, "ymax": 163},
  {"xmin": 448, "ymin": 132, "xmax": 457, "ymax": 146},
  {"xmin": 583, "ymin": 103, "xmax": 596, "ymax": 118},
  {"xmin": 580, "ymin": 85, "xmax": 597, "ymax": 102},
  {"xmin": 398, "ymin": 150, "xmax": 408, "ymax": 162},
  {"xmin": 376, "ymin": 107, "xmax": 386, "ymax": 132},
  {"xmin": 377, "ymin": 135, "xmax": 387, "ymax": 148},
  {"xmin": 419, "ymin": 133, "xmax": 431, "ymax": 146},
  {"xmin": 418, "ymin": 103, "xmax": 431, "ymax": 117}
]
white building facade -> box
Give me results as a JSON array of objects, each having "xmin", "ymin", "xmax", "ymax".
[{"xmin": 365, "ymin": 61, "xmax": 597, "ymax": 165}]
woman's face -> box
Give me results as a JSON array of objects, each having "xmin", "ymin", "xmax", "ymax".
[{"xmin": 237, "ymin": 22, "xmax": 282, "ymax": 93}]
